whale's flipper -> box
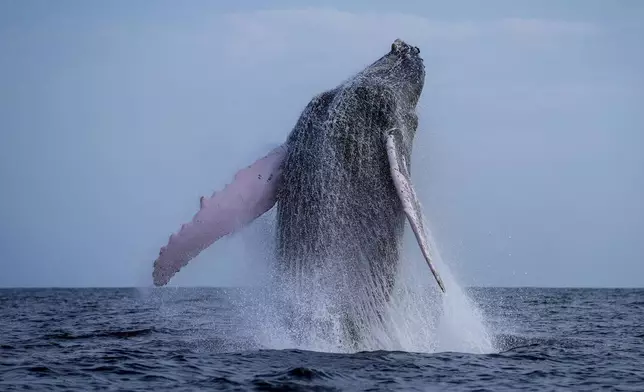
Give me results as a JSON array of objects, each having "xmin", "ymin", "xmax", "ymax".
[
  {"xmin": 385, "ymin": 129, "xmax": 446, "ymax": 293},
  {"xmin": 152, "ymin": 145, "xmax": 287, "ymax": 286}
]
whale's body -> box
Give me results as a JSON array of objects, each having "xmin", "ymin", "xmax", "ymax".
[
  {"xmin": 152, "ymin": 39, "xmax": 445, "ymax": 346},
  {"xmin": 277, "ymin": 78, "xmax": 411, "ymax": 314}
]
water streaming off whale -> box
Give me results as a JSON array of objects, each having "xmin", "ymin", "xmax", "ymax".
[{"xmin": 225, "ymin": 195, "xmax": 495, "ymax": 354}]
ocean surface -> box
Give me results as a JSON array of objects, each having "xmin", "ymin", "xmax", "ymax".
[{"xmin": 1, "ymin": 287, "xmax": 643, "ymax": 391}]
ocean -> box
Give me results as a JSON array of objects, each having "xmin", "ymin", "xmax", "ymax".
[{"xmin": 1, "ymin": 286, "xmax": 642, "ymax": 391}]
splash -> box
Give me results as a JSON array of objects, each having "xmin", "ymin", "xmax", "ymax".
[
  {"xmin": 230, "ymin": 215, "xmax": 495, "ymax": 355},
  {"xmin": 394, "ymin": 226, "xmax": 495, "ymax": 354}
]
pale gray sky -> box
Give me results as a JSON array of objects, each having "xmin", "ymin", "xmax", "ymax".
[{"xmin": 1, "ymin": 1, "xmax": 642, "ymax": 287}]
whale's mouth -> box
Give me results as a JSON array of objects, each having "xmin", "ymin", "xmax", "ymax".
[{"xmin": 384, "ymin": 39, "xmax": 426, "ymax": 94}]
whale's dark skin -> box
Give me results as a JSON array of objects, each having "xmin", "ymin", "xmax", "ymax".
[
  {"xmin": 275, "ymin": 40, "xmax": 426, "ymax": 342},
  {"xmin": 151, "ymin": 39, "xmax": 444, "ymax": 348}
]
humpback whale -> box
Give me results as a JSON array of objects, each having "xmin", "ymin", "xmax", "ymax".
[{"xmin": 152, "ymin": 39, "xmax": 445, "ymax": 344}]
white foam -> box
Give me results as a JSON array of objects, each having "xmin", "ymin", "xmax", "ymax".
[{"xmin": 231, "ymin": 222, "xmax": 495, "ymax": 354}]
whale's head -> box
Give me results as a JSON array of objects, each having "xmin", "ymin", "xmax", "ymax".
[{"xmin": 357, "ymin": 39, "xmax": 426, "ymax": 108}]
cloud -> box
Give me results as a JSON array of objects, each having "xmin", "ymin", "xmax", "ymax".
[
  {"xmin": 220, "ymin": 8, "xmax": 599, "ymax": 61},
  {"xmin": 3, "ymin": 5, "xmax": 638, "ymax": 288},
  {"xmin": 499, "ymin": 17, "xmax": 598, "ymax": 37},
  {"xmin": 214, "ymin": 8, "xmax": 609, "ymax": 119}
]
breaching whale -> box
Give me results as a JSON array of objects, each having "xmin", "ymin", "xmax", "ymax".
[{"xmin": 152, "ymin": 39, "xmax": 446, "ymax": 341}]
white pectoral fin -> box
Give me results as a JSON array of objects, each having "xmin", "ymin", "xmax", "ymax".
[
  {"xmin": 152, "ymin": 144, "xmax": 287, "ymax": 287},
  {"xmin": 385, "ymin": 129, "xmax": 446, "ymax": 293}
]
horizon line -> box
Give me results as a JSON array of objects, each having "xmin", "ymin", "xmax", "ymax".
[{"xmin": 0, "ymin": 285, "xmax": 642, "ymax": 290}]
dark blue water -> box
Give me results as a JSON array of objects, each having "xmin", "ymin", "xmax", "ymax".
[{"xmin": 1, "ymin": 287, "xmax": 642, "ymax": 391}]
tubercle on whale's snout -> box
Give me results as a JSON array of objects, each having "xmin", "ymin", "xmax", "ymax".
[{"xmin": 390, "ymin": 39, "xmax": 421, "ymax": 56}]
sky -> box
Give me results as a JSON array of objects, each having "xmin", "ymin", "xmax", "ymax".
[{"xmin": 0, "ymin": 1, "xmax": 642, "ymax": 288}]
